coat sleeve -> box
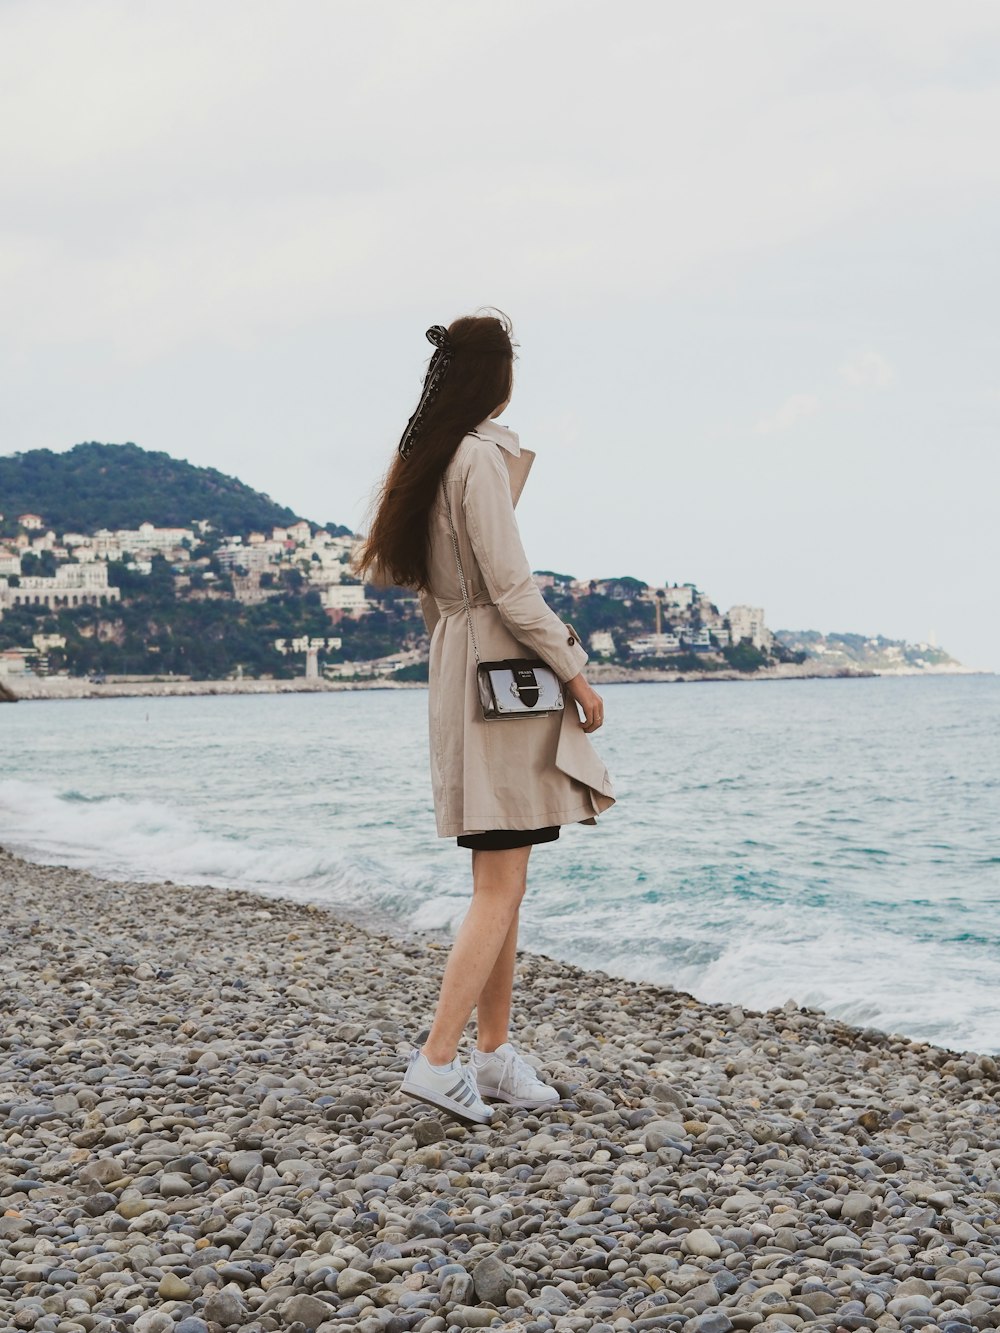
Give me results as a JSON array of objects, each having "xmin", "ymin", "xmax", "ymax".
[{"xmin": 462, "ymin": 442, "xmax": 589, "ymax": 683}]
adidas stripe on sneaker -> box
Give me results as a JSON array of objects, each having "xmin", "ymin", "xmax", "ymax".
[{"xmin": 398, "ymin": 1048, "xmax": 493, "ymax": 1125}]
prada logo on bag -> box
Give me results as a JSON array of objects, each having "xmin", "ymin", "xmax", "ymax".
[{"xmin": 510, "ymin": 665, "xmax": 540, "ymax": 708}]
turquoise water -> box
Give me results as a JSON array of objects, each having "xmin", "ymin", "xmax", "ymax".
[{"xmin": 1, "ymin": 675, "xmax": 997, "ymax": 1054}]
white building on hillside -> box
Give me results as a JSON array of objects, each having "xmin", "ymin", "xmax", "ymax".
[
  {"xmin": 87, "ymin": 530, "xmax": 123, "ymax": 559},
  {"xmin": 0, "ymin": 648, "xmax": 33, "ymax": 676},
  {"xmin": 75, "ymin": 523, "xmax": 194, "ymax": 561},
  {"xmin": 628, "ymin": 632, "xmax": 682, "ymax": 656},
  {"xmin": 216, "ymin": 541, "xmax": 274, "ymax": 573},
  {"xmin": 0, "ymin": 562, "xmax": 121, "ymax": 610},
  {"xmin": 322, "ymin": 584, "xmax": 370, "ymax": 618},
  {"xmin": 286, "ymin": 520, "xmax": 312, "ymax": 544},
  {"xmin": 589, "ymin": 630, "xmax": 616, "ymax": 656},
  {"xmin": 301, "ymin": 530, "xmax": 355, "ymax": 587},
  {"xmin": 680, "ymin": 627, "xmax": 713, "ymax": 649},
  {"xmin": 116, "ymin": 522, "xmax": 194, "ymax": 556},
  {"xmin": 728, "ymin": 605, "xmax": 772, "ymax": 650},
  {"xmin": 663, "ymin": 583, "xmax": 695, "ymax": 609}
]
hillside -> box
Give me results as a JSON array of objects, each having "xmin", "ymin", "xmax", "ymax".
[
  {"xmin": 0, "ymin": 442, "xmax": 305, "ymax": 536},
  {"xmin": 775, "ymin": 628, "xmax": 965, "ymax": 673},
  {"xmin": 0, "ymin": 443, "xmax": 969, "ymax": 684}
]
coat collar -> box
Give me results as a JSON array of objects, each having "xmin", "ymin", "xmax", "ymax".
[
  {"xmin": 471, "ymin": 416, "xmax": 520, "ymax": 455},
  {"xmin": 470, "ymin": 417, "xmax": 535, "ymax": 508}
]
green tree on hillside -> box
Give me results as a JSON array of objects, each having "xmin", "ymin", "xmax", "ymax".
[
  {"xmin": 0, "ymin": 442, "xmax": 311, "ymax": 536},
  {"xmin": 724, "ymin": 640, "xmax": 769, "ymax": 672}
]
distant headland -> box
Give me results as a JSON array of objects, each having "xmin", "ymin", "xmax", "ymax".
[{"xmin": 0, "ymin": 441, "xmax": 975, "ymax": 699}]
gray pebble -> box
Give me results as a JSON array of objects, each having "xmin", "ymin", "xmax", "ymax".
[
  {"xmin": 202, "ymin": 1282, "xmax": 247, "ymax": 1325},
  {"xmin": 337, "ymin": 1267, "xmax": 378, "ymax": 1298},
  {"xmin": 280, "ymin": 1294, "xmax": 335, "ymax": 1328},
  {"xmin": 472, "ymin": 1253, "xmax": 515, "ymax": 1305}
]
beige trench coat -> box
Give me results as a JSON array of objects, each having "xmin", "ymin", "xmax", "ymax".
[{"xmin": 416, "ymin": 417, "xmax": 616, "ymax": 837}]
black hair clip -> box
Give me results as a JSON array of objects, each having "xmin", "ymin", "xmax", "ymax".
[
  {"xmin": 397, "ymin": 325, "xmax": 455, "ymax": 458},
  {"xmin": 425, "ymin": 325, "xmax": 452, "ymax": 351}
]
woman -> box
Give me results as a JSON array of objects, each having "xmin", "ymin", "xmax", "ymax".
[{"xmin": 356, "ymin": 309, "xmax": 615, "ymax": 1127}]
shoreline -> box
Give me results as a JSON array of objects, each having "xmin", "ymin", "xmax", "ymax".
[
  {"xmin": 2, "ymin": 848, "xmax": 1000, "ymax": 1332},
  {"xmin": 1, "ymin": 662, "xmax": 990, "ymax": 702}
]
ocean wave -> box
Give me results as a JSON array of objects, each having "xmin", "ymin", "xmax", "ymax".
[
  {"xmin": 0, "ymin": 777, "xmax": 403, "ymax": 922},
  {"xmin": 573, "ymin": 909, "xmax": 1000, "ymax": 1054}
]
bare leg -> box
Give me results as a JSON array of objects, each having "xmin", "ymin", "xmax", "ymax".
[
  {"xmin": 475, "ymin": 890, "xmax": 524, "ymax": 1052},
  {"xmin": 421, "ymin": 845, "xmax": 531, "ymax": 1065}
]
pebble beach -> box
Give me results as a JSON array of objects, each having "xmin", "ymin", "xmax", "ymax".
[{"xmin": 3, "ymin": 848, "xmax": 1000, "ymax": 1333}]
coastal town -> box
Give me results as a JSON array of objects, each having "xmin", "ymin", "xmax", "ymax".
[{"xmin": 0, "ymin": 508, "xmax": 789, "ymax": 689}]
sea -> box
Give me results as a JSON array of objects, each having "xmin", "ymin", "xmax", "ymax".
[{"xmin": 1, "ymin": 674, "xmax": 998, "ymax": 1055}]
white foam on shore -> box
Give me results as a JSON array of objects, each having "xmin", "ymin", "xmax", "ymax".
[
  {"xmin": 670, "ymin": 921, "xmax": 1000, "ymax": 1053},
  {"xmin": 0, "ymin": 777, "xmax": 419, "ymax": 936},
  {"xmin": 524, "ymin": 881, "xmax": 1000, "ymax": 1056}
]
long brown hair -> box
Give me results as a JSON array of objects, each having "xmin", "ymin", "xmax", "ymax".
[{"xmin": 355, "ymin": 310, "xmax": 514, "ymax": 591}]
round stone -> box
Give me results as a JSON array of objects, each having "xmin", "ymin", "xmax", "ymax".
[
  {"xmin": 279, "ymin": 1293, "xmax": 334, "ymax": 1328},
  {"xmin": 337, "ymin": 1267, "xmax": 378, "ymax": 1298},
  {"xmin": 157, "ymin": 1272, "xmax": 191, "ymax": 1300},
  {"xmin": 683, "ymin": 1228, "xmax": 722, "ymax": 1258},
  {"xmin": 202, "ymin": 1284, "xmax": 246, "ymax": 1325}
]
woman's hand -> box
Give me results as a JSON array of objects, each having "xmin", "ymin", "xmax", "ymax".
[{"xmin": 564, "ymin": 673, "xmax": 605, "ymax": 733}]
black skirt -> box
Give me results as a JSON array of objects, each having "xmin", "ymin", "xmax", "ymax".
[{"xmin": 456, "ymin": 826, "xmax": 561, "ymax": 850}]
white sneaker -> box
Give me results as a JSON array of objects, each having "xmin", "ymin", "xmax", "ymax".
[
  {"xmin": 472, "ymin": 1041, "xmax": 560, "ymax": 1109},
  {"xmin": 399, "ymin": 1048, "xmax": 494, "ymax": 1125}
]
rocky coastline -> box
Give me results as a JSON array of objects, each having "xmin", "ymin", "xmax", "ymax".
[
  {"xmin": 3, "ymin": 662, "xmax": 990, "ymax": 703},
  {"xmin": 2, "ymin": 848, "xmax": 999, "ymax": 1333},
  {"xmin": 0, "ymin": 663, "xmax": 880, "ymax": 703},
  {"xmin": 0, "ymin": 676, "xmax": 426, "ymax": 702}
]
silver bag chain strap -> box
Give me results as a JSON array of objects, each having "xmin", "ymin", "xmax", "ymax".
[{"xmin": 445, "ymin": 489, "xmax": 482, "ymax": 666}]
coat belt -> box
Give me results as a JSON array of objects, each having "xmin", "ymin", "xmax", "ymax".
[{"xmin": 435, "ymin": 590, "xmax": 494, "ymax": 617}]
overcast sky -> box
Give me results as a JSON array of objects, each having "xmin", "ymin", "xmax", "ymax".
[{"xmin": 2, "ymin": 1, "xmax": 998, "ymax": 669}]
